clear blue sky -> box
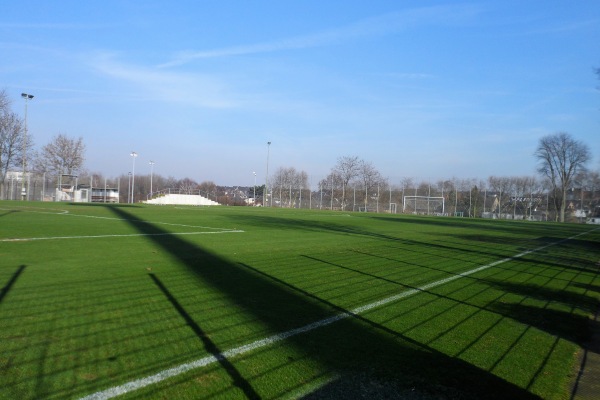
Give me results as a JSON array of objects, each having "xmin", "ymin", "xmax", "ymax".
[{"xmin": 2, "ymin": 1, "xmax": 599, "ymax": 186}]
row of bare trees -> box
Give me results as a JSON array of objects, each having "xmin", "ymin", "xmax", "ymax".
[
  {"xmin": 0, "ymin": 89, "xmax": 27, "ymax": 199},
  {"xmin": 2, "ymin": 87, "xmax": 597, "ymax": 222},
  {"xmin": 260, "ymin": 171, "xmax": 599, "ymax": 221},
  {"xmin": 1, "ymin": 90, "xmax": 86, "ymax": 199}
]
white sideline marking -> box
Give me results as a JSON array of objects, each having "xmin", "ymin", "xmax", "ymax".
[
  {"xmin": 0, "ymin": 206, "xmax": 237, "ymax": 230},
  {"xmin": 80, "ymin": 228, "xmax": 598, "ymax": 400},
  {"xmin": 0, "ymin": 206, "xmax": 69, "ymax": 215},
  {"xmin": 0, "ymin": 230, "xmax": 244, "ymax": 242}
]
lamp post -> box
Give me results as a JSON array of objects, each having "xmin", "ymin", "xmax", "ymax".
[
  {"xmin": 130, "ymin": 151, "xmax": 138, "ymax": 203},
  {"xmin": 127, "ymin": 172, "xmax": 132, "ymax": 203},
  {"xmin": 265, "ymin": 141, "xmax": 271, "ymax": 207},
  {"xmin": 21, "ymin": 93, "xmax": 34, "ymax": 200},
  {"xmin": 149, "ymin": 160, "xmax": 155, "ymax": 197},
  {"xmin": 253, "ymin": 171, "xmax": 256, "ymax": 206}
]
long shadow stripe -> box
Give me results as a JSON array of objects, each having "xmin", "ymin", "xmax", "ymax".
[
  {"xmin": 86, "ymin": 206, "xmax": 592, "ymax": 400},
  {"xmin": 0, "ymin": 265, "xmax": 26, "ymax": 304},
  {"xmin": 149, "ymin": 273, "xmax": 260, "ymax": 400}
]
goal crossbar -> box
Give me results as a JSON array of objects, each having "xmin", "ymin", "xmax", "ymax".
[{"xmin": 403, "ymin": 196, "xmax": 445, "ymax": 214}]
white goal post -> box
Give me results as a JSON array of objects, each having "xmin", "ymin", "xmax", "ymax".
[{"xmin": 403, "ymin": 196, "xmax": 445, "ymax": 215}]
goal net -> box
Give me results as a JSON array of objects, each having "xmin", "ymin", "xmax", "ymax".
[{"xmin": 403, "ymin": 196, "xmax": 445, "ymax": 215}]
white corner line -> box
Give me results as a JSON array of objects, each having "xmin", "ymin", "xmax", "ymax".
[
  {"xmin": 79, "ymin": 227, "xmax": 598, "ymax": 400},
  {"xmin": 1, "ymin": 230, "xmax": 244, "ymax": 242}
]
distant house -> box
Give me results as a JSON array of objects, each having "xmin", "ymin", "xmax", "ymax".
[
  {"xmin": 90, "ymin": 186, "xmax": 119, "ymax": 203},
  {"xmin": 55, "ymin": 183, "xmax": 119, "ymax": 203}
]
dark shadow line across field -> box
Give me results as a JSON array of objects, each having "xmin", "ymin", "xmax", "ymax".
[
  {"xmin": 103, "ymin": 206, "xmax": 540, "ymax": 399},
  {"xmin": 0, "ymin": 209, "xmax": 19, "ymax": 218},
  {"xmin": 371, "ymin": 215, "xmax": 585, "ymax": 237},
  {"xmin": 308, "ymin": 249, "xmax": 599, "ymax": 360},
  {"xmin": 300, "ymin": 255, "xmax": 407, "ymax": 288},
  {"xmin": 235, "ymin": 261, "xmax": 520, "ymax": 386},
  {"xmin": 437, "ymin": 234, "xmax": 600, "ymax": 273},
  {"xmin": 0, "ymin": 265, "xmax": 26, "ymax": 304},
  {"xmin": 305, "ymin": 251, "xmax": 537, "ymax": 371},
  {"xmin": 149, "ymin": 273, "xmax": 260, "ymax": 400},
  {"xmin": 570, "ymin": 302, "xmax": 600, "ymax": 400},
  {"xmin": 226, "ymin": 214, "xmax": 529, "ymax": 265}
]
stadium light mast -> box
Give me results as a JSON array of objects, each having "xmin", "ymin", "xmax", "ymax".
[
  {"xmin": 265, "ymin": 141, "xmax": 271, "ymax": 207},
  {"xmin": 130, "ymin": 151, "xmax": 138, "ymax": 203},
  {"xmin": 149, "ymin": 160, "xmax": 155, "ymax": 197},
  {"xmin": 127, "ymin": 172, "xmax": 132, "ymax": 203},
  {"xmin": 253, "ymin": 171, "xmax": 256, "ymax": 206},
  {"xmin": 21, "ymin": 93, "xmax": 34, "ymax": 200}
]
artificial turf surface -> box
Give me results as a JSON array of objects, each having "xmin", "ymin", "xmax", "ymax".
[{"xmin": 0, "ymin": 201, "xmax": 599, "ymax": 399}]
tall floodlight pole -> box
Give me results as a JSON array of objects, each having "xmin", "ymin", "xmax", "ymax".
[
  {"xmin": 149, "ymin": 160, "xmax": 155, "ymax": 197},
  {"xmin": 21, "ymin": 93, "xmax": 34, "ymax": 200},
  {"xmin": 253, "ymin": 171, "xmax": 256, "ymax": 206},
  {"xmin": 130, "ymin": 151, "xmax": 138, "ymax": 203},
  {"xmin": 127, "ymin": 172, "xmax": 132, "ymax": 203},
  {"xmin": 265, "ymin": 142, "xmax": 271, "ymax": 207}
]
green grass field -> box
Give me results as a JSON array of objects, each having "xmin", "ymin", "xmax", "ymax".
[{"xmin": 1, "ymin": 201, "xmax": 599, "ymax": 400}]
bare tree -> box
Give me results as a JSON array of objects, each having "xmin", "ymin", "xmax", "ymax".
[
  {"xmin": 0, "ymin": 90, "xmax": 33, "ymax": 199},
  {"xmin": 0, "ymin": 112, "xmax": 25, "ymax": 199},
  {"xmin": 178, "ymin": 177, "xmax": 198, "ymax": 194},
  {"xmin": 199, "ymin": 181, "xmax": 217, "ymax": 200},
  {"xmin": 272, "ymin": 167, "xmax": 308, "ymax": 207},
  {"xmin": 332, "ymin": 156, "xmax": 361, "ymax": 210},
  {"xmin": 535, "ymin": 132, "xmax": 591, "ymax": 222},
  {"xmin": 35, "ymin": 134, "xmax": 86, "ymax": 178},
  {"xmin": 318, "ymin": 172, "xmax": 343, "ymax": 210},
  {"xmin": 0, "ymin": 89, "xmax": 10, "ymax": 115},
  {"xmin": 356, "ymin": 160, "xmax": 385, "ymax": 210},
  {"xmin": 488, "ymin": 176, "xmax": 513, "ymax": 215}
]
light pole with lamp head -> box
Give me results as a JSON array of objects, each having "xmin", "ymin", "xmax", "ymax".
[
  {"xmin": 127, "ymin": 172, "xmax": 132, "ymax": 203},
  {"xmin": 21, "ymin": 93, "xmax": 34, "ymax": 200},
  {"xmin": 130, "ymin": 151, "xmax": 138, "ymax": 203},
  {"xmin": 253, "ymin": 171, "xmax": 256, "ymax": 206},
  {"xmin": 265, "ymin": 141, "xmax": 271, "ymax": 207},
  {"xmin": 149, "ymin": 160, "xmax": 155, "ymax": 198}
]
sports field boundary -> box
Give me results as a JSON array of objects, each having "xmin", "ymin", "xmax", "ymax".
[
  {"xmin": 80, "ymin": 227, "xmax": 598, "ymax": 400},
  {"xmin": 0, "ymin": 230, "xmax": 244, "ymax": 242}
]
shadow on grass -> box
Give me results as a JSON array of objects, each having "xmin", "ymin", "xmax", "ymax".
[
  {"xmin": 371, "ymin": 215, "xmax": 584, "ymax": 238},
  {"xmin": 490, "ymin": 303, "xmax": 594, "ymax": 346},
  {"xmin": 0, "ymin": 209, "xmax": 20, "ymax": 218},
  {"xmin": 223, "ymin": 213, "xmax": 526, "ymax": 264},
  {"xmin": 0, "ymin": 265, "xmax": 26, "ymax": 304},
  {"xmin": 102, "ymin": 206, "xmax": 541, "ymax": 399},
  {"xmin": 66, "ymin": 202, "xmax": 143, "ymax": 209},
  {"xmin": 149, "ymin": 273, "xmax": 260, "ymax": 400},
  {"xmin": 443, "ymin": 233, "xmax": 600, "ymax": 269}
]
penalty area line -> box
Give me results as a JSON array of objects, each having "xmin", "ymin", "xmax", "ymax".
[
  {"xmin": 1, "ymin": 230, "xmax": 244, "ymax": 242},
  {"xmin": 79, "ymin": 227, "xmax": 599, "ymax": 400}
]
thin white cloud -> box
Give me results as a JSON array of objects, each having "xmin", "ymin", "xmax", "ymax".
[
  {"xmin": 90, "ymin": 53, "xmax": 236, "ymax": 108},
  {"xmin": 159, "ymin": 4, "xmax": 482, "ymax": 68}
]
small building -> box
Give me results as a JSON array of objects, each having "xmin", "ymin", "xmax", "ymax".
[
  {"xmin": 90, "ymin": 187, "xmax": 119, "ymax": 203},
  {"xmin": 55, "ymin": 175, "xmax": 119, "ymax": 203}
]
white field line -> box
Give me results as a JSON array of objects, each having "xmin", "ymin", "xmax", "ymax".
[
  {"xmin": 0, "ymin": 206, "xmax": 69, "ymax": 215},
  {"xmin": 80, "ymin": 227, "xmax": 599, "ymax": 400},
  {"xmin": 0, "ymin": 230, "xmax": 244, "ymax": 242},
  {"xmin": 0, "ymin": 206, "xmax": 236, "ymax": 230}
]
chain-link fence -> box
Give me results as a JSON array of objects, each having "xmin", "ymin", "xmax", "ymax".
[{"xmin": 1, "ymin": 172, "xmax": 121, "ymax": 203}]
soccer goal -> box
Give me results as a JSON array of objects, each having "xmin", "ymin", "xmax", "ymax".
[{"xmin": 403, "ymin": 196, "xmax": 445, "ymax": 215}]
